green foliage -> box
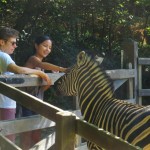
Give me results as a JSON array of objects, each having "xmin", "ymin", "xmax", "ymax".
[
  {"xmin": 139, "ymin": 44, "xmax": 150, "ymax": 57},
  {"xmin": 1, "ymin": 0, "xmax": 150, "ymax": 106},
  {"xmin": 1, "ymin": 0, "xmax": 149, "ymax": 60},
  {"xmin": 145, "ymin": 27, "xmax": 150, "ymax": 35}
]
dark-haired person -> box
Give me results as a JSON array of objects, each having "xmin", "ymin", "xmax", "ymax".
[
  {"xmin": 20, "ymin": 35, "xmax": 67, "ymax": 149},
  {"xmin": 0, "ymin": 27, "xmax": 51, "ymax": 142}
]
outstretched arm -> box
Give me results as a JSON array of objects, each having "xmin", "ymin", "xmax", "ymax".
[
  {"xmin": 25, "ymin": 56, "xmax": 67, "ymax": 72},
  {"xmin": 7, "ymin": 63, "xmax": 52, "ymax": 85}
]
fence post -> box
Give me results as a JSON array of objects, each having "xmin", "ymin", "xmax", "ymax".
[
  {"xmin": 55, "ymin": 111, "xmax": 76, "ymax": 150},
  {"xmin": 128, "ymin": 63, "xmax": 134, "ymax": 102},
  {"xmin": 134, "ymin": 41, "xmax": 139, "ymax": 104}
]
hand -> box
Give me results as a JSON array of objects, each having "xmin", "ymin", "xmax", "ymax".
[
  {"xmin": 64, "ymin": 68, "xmax": 70, "ymax": 73},
  {"xmin": 40, "ymin": 73, "xmax": 52, "ymax": 91},
  {"xmin": 38, "ymin": 71, "xmax": 52, "ymax": 85}
]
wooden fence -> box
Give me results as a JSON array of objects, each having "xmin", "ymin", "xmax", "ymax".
[{"xmin": 0, "ymin": 71, "xmax": 141, "ymax": 150}]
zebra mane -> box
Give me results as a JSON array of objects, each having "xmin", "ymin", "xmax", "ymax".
[{"xmin": 77, "ymin": 51, "xmax": 114, "ymax": 96}]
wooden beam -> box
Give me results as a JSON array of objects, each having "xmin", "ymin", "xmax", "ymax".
[
  {"xmin": 125, "ymin": 99, "xmax": 136, "ymax": 104},
  {"xmin": 75, "ymin": 144, "xmax": 87, "ymax": 150},
  {"xmin": 0, "ymin": 134, "xmax": 21, "ymax": 150},
  {"xmin": 0, "ymin": 73, "xmax": 64, "ymax": 87},
  {"xmin": 75, "ymin": 119, "xmax": 140, "ymax": 150},
  {"xmin": 0, "ymin": 70, "xmax": 134, "ymax": 88},
  {"xmin": 0, "ymin": 110, "xmax": 81, "ymax": 136},
  {"xmin": 113, "ymin": 79, "xmax": 127, "ymax": 90},
  {"xmin": 0, "ymin": 115, "xmax": 55, "ymax": 136},
  {"xmin": 138, "ymin": 58, "xmax": 150, "ymax": 65},
  {"xmin": 0, "ymin": 82, "xmax": 63, "ymax": 122},
  {"xmin": 106, "ymin": 69, "xmax": 134, "ymax": 79},
  {"xmin": 139, "ymin": 89, "xmax": 150, "ymax": 97}
]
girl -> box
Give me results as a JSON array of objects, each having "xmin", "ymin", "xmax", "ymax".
[{"xmin": 20, "ymin": 35, "xmax": 67, "ymax": 149}]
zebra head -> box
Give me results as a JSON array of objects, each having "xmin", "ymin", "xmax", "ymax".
[
  {"xmin": 54, "ymin": 51, "xmax": 114, "ymax": 99},
  {"xmin": 54, "ymin": 51, "xmax": 86, "ymax": 96}
]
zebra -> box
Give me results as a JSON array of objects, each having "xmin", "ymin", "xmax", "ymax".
[{"xmin": 54, "ymin": 51, "xmax": 150, "ymax": 150}]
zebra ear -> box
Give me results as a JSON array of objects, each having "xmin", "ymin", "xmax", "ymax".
[{"xmin": 77, "ymin": 51, "xmax": 86, "ymax": 66}]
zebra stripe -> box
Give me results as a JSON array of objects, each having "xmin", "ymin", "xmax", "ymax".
[{"xmin": 54, "ymin": 51, "xmax": 150, "ymax": 150}]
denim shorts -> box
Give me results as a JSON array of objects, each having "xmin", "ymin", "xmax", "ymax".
[{"xmin": 21, "ymin": 106, "xmax": 37, "ymax": 117}]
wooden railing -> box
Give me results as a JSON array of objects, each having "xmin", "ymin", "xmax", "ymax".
[
  {"xmin": 0, "ymin": 40, "xmax": 147, "ymax": 149},
  {"xmin": 0, "ymin": 72, "xmax": 141, "ymax": 150},
  {"xmin": 136, "ymin": 57, "xmax": 150, "ymax": 105},
  {"xmin": 0, "ymin": 81, "xmax": 141, "ymax": 150}
]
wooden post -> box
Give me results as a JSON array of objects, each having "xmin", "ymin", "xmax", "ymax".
[
  {"xmin": 121, "ymin": 50, "xmax": 124, "ymax": 69},
  {"xmin": 73, "ymin": 96, "xmax": 79, "ymax": 110},
  {"xmin": 138, "ymin": 64, "xmax": 142, "ymax": 105},
  {"xmin": 128, "ymin": 63, "xmax": 134, "ymax": 101},
  {"xmin": 55, "ymin": 111, "xmax": 76, "ymax": 150},
  {"xmin": 134, "ymin": 41, "xmax": 139, "ymax": 104}
]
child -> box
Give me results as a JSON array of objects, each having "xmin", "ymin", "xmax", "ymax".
[{"xmin": 20, "ymin": 35, "xmax": 67, "ymax": 149}]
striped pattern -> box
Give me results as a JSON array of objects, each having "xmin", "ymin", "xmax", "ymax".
[{"xmin": 54, "ymin": 51, "xmax": 150, "ymax": 150}]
